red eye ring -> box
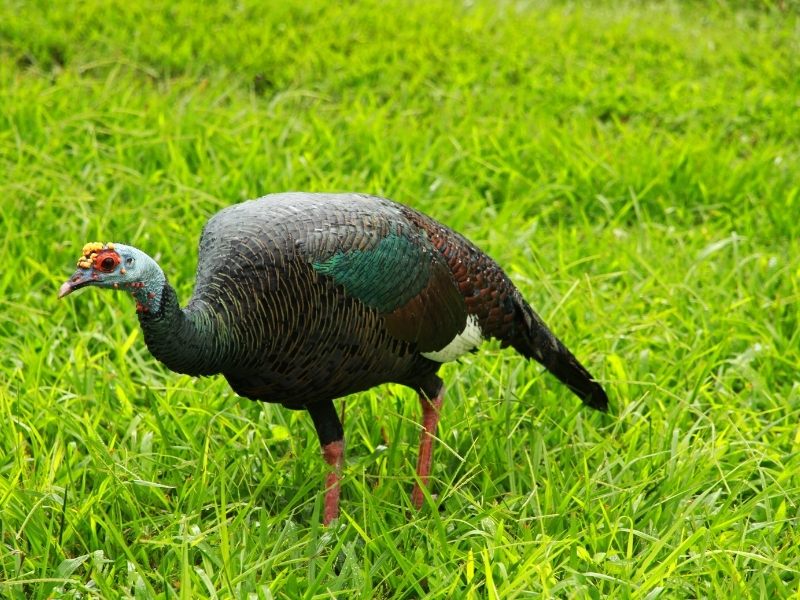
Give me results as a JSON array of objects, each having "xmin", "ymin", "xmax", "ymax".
[{"xmin": 93, "ymin": 250, "xmax": 120, "ymax": 272}]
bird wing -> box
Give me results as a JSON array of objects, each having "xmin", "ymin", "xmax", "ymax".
[{"xmin": 310, "ymin": 222, "xmax": 468, "ymax": 353}]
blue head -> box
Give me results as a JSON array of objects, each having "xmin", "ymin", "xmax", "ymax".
[{"xmin": 59, "ymin": 242, "xmax": 166, "ymax": 313}]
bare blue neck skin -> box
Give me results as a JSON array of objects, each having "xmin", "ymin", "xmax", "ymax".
[{"xmin": 109, "ymin": 244, "xmax": 167, "ymax": 313}]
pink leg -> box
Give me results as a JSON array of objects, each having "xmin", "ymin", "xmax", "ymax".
[
  {"xmin": 411, "ymin": 391, "xmax": 444, "ymax": 511},
  {"xmin": 321, "ymin": 439, "xmax": 345, "ymax": 526}
]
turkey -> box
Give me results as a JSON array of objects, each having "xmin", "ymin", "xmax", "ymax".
[{"xmin": 59, "ymin": 193, "xmax": 608, "ymax": 525}]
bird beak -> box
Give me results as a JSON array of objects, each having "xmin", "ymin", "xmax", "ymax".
[{"xmin": 58, "ymin": 268, "xmax": 99, "ymax": 299}]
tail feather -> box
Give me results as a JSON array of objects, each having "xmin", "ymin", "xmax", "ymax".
[{"xmin": 510, "ymin": 292, "xmax": 608, "ymax": 412}]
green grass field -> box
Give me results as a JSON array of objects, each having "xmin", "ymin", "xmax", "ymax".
[{"xmin": 1, "ymin": 0, "xmax": 799, "ymax": 597}]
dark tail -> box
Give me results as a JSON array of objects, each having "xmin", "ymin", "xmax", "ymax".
[{"xmin": 510, "ymin": 291, "xmax": 608, "ymax": 412}]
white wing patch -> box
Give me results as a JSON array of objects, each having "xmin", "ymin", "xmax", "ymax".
[{"xmin": 421, "ymin": 314, "xmax": 484, "ymax": 362}]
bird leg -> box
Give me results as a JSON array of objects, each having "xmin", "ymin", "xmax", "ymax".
[
  {"xmin": 321, "ymin": 438, "xmax": 345, "ymax": 525},
  {"xmin": 307, "ymin": 399, "xmax": 345, "ymax": 526},
  {"xmin": 411, "ymin": 378, "xmax": 445, "ymax": 511}
]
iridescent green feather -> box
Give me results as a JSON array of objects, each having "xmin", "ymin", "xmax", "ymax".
[{"xmin": 311, "ymin": 232, "xmax": 431, "ymax": 314}]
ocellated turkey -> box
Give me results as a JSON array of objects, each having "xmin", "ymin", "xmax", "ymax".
[{"xmin": 59, "ymin": 193, "xmax": 608, "ymax": 524}]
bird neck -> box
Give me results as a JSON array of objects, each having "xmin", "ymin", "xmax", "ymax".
[
  {"xmin": 137, "ymin": 281, "xmax": 222, "ymax": 376},
  {"xmin": 131, "ymin": 258, "xmax": 166, "ymax": 314}
]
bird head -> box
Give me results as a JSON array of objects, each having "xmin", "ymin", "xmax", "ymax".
[{"xmin": 59, "ymin": 242, "xmax": 165, "ymax": 313}]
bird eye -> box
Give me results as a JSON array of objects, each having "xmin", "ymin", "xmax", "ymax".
[
  {"xmin": 126, "ymin": 258, "xmax": 134, "ymax": 266},
  {"xmin": 101, "ymin": 257, "xmax": 115, "ymax": 270}
]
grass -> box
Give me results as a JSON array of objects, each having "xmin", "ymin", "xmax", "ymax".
[{"xmin": 1, "ymin": 0, "xmax": 799, "ymax": 597}]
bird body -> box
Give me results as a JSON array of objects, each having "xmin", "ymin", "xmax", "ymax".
[
  {"xmin": 60, "ymin": 192, "xmax": 607, "ymax": 524},
  {"xmin": 144, "ymin": 193, "xmax": 466, "ymax": 407}
]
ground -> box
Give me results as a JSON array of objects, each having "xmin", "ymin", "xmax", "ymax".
[{"xmin": 0, "ymin": 0, "xmax": 799, "ymax": 598}]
